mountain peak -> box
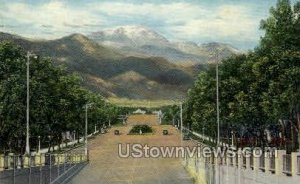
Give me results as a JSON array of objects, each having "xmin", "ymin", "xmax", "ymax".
[
  {"xmin": 88, "ymin": 26, "xmax": 241, "ymax": 63},
  {"xmin": 66, "ymin": 33, "xmax": 90, "ymax": 42},
  {"xmin": 89, "ymin": 26, "xmax": 169, "ymax": 48},
  {"xmin": 199, "ymin": 42, "xmax": 241, "ymax": 54}
]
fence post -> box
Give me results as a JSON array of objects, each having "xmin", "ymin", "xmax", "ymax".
[
  {"xmin": 39, "ymin": 154, "xmax": 42, "ymax": 184},
  {"xmin": 35, "ymin": 153, "xmax": 41, "ymax": 166},
  {"xmin": 275, "ymin": 150, "xmax": 286, "ymax": 176},
  {"xmin": 28, "ymin": 154, "xmax": 32, "ymax": 184},
  {"xmin": 246, "ymin": 151, "xmax": 251, "ymax": 169},
  {"xmin": 226, "ymin": 152, "xmax": 232, "ymax": 167},
  {"xmin": 0, "ymin": 154, "xmax": 4, "ymax": 171},
  {"xmin": 8, "ymin": 153, "xmax": 14, "ymax": 169},
  {"xmin": 13, "ymin": 155, "xmax": 15, "ymax": 184},
  {"xmin": 57, "ymin": 154, "xmax": 60, "ymax": 176},
  {"xmin": 253, "ymin": 149, "xmax": 259, "ymax": 171},
  {"xmin": 237, "ymin": 149, "xmax": 243, "ymax": 169},
  {"xmin": 265, "ymin": 151, "xmax": 271, "ymax": 174},
  {"xmin": 61, "ymin": 154, "xmax": 64, "ymax": 165},
  {"xmin": 41, "ymin": 154, "xmax": 45, "ymax": 166},
  {"xmin": 49, "ymin": 154, "xmax": 52, "ymax": 183},
  {"xmin": 291, "ymin": 152, "xmax": 300, "ymax": 176},
  {"xmin": 24, "ymin": 155, "xmax": 29, "ymax": 168},
  {"xmin": 77, "ymin": 154, "xmax": 80, "ymax": 163},
  {"xmin": 63, "ymin": 154, "xmax": 66, "ymax": 172}
]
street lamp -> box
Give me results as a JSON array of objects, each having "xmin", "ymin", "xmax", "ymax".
[
  {"xmin": 216, "ymin": 52, "xmax": 220, "ymax": 148},
  {"xmin": 210, "ymin": 48, "xmax": 223, "ymax": 184},
  {"xmin": 48, "ymin": 135, "xmax": 52, "ymax": 152},
  {"xmin": 202, "ymin": 127, "xmax": 205, "ymax": 144},
  {"xmin": 180, "ymin": 102, "xmax": 183, "ymax": 147},
  {"xmin": 25, "ymin": 51, "xmax": 37, "ymax": 155},
  {"xmin": 231, "ymin": 131, "xmax": 234, "ymax": 147},
  {"xmin": 37, "ymin": 136, "xmax": 41, "ymax": 153},
  {"xmin": 84, "ymin": 103, "xmax": 93, "ymax": 156},
  {"xmin": 73, "ymin": 130, "xmax": 76, "ymax": 142},
  {"xmin": 216, "ymin": 54, "xmax": 220, "ymax": 184}
]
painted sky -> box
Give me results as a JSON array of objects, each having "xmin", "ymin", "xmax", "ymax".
[{"xmin": 0, "ymin": 0, "xmax": 287, "ymax": 50}]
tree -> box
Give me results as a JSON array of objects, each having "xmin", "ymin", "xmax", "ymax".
[
  {"xmin": 0, "ymin": 41, "xmax": 125, "ymax": 153},
  {"xmin": 186, "ymin": 0, "xmax": 300, "ymax": 150}
]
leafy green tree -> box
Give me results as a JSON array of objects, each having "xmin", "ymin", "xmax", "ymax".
[{"xmin": 186, "ymin": 0, "xmax": 300, "ymax": 150}]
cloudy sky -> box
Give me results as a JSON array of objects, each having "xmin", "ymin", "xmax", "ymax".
[{"xmin": 0, "ymin": 0, "xmax": 284, "ymax": 50}]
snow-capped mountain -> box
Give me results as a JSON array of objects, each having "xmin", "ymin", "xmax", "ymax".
[
  {"xmin": 89, "ymin": 26, "xmax": 170, "ymax": 48},
  {"xmin": 88, "ymin": 26, "xmax": 241, "ymax": 63}
]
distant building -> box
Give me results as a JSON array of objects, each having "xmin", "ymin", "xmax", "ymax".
[
  {"xmin": 152, "ymin": 110, "xmax": 162, "ymax": 124},
  {"xmin": 133, "ymin": 109, "xmax": 146, "ymax": 114}
]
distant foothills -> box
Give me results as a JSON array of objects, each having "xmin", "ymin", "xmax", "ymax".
[{"xmin": 0, "ymin": 26, "xmax": 241, "ymax": 100}]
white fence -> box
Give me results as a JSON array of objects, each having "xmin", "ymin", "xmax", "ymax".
[
  {"xmin": 0, "ymin": 153, "xmax": 87, "ymax": 184},
  {"xmin": 184, "ymin": 130, "xmax": 300, "ymax": 184}
]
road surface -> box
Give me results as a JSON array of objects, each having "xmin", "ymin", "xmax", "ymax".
[{"xmin": 69, "ymin": 114, "xmax": 194, "ymax": 184}]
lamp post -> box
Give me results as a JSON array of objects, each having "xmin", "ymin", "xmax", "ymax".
[
  {"xmin": 25, "ymin": 51, "xmax": 37, "ymax": 155},
  {"xmin": 84, "ymin": 103, "xmax": 93, "ymax": 156},
  {"xmin": 215, "ymin": 49, "xmax": 221, "ymax": 184},
  {"xmin": 216, "ymin": 53, "xmax": 220, "ymax": 148},
  {"xmin": 202, "ymin": 127, "xmax": 205, "ymax": 144},
  {"xmin": 48, "ymin": 135, "xmax": 52, "ymax": 152},
  {"xmin": 73, "ymin": 130, "xmax": 76, "ymax": 142},
  {"xmin": 37, "ymin": 136, "xmax": 41, "ymax": 153},
  {"xmin": 231, "ymin": 131, "xmax": 234, "ymax": 147},
  {"xmin": 180, "ymin": 102, "xmax": 183, "ymax": 147}
]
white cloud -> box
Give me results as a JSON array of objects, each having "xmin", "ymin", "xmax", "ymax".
[
  {"xmin": 90, "ymin": 2, "xmax": 209, "ymax": 24},
  {"xmin": 91, "ymin": 2, "xmax": 260, "ymax": 42},
  {"xmin": 0, "ymin": 1, "xmax": 102, "ymax": 38},
  {"xmin": 0, "ymin": 1, "xmax": 263, "ymax": 47},
  {"xmin": 171, "ymin": 5, "xmax": 259, "ymax": 41}
]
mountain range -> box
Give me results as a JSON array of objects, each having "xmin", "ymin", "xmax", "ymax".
[
  {"xmin": 88, "ymin": 26, "xmax": 240, "ymax": 63},
  {"xmin": 0, "ymin": 26, "xmax": 241, "ymax": 100}
]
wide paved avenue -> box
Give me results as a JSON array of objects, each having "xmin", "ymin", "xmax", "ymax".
[{"xmin": 69, "ymin": 115, "xmax": 193, "ymax": 184}]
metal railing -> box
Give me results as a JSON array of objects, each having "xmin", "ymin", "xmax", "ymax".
[
  {"xmin": 282, "ymin": 154, "xmax": 292, "ymax": 175},
  {"xmin": 0, "ymin": 153, "xmax": 87, "ymax": 184}
]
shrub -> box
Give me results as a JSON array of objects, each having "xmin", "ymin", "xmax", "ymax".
[{"xmin": 129, "ymin": 125, "xmax": 153, "ymax": 134}]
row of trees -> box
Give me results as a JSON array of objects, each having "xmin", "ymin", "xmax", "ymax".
[
  {"xmin": 0, "ymin": 42, "xmax": 129, "ymax": 154},
  {"xmin": 185, "ymin": 0, "xmax": 300, "ymax": 151}
]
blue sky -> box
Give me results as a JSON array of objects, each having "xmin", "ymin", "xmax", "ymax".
[{"xmin": 0, "ymin": 0, "xmax": 284, "ymax": 50}]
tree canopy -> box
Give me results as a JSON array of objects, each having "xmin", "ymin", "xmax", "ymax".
[
  {"xmin": 0, "ymin": 41, "xmax": 128, "ymax": 154},
  {"xmin": 185, "ymin": 0, "xmax": 300, "ymax": 151}
]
